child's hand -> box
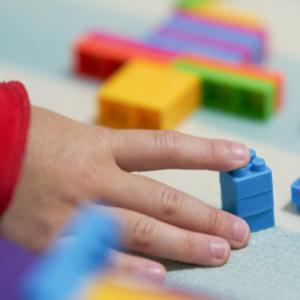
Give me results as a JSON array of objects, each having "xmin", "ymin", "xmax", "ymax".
[{"xmin": 0, "ymin": 106, "xmax": 250, "ymax": 284}]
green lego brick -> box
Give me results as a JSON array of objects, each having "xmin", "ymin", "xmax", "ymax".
[
  {"xmin": 176, "ymin": 0, "xmax": 209, "ymax": 9},
  {"xmin": 174, "ymin": 60, "xmax": 275, "ymax": 119}
]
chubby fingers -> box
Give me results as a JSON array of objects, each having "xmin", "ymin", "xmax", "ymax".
[
  {"xmin": 107, "ymin": 207, "xmax": 231, "ymax": 267},
  {"xmin": 109, "ymin": 250, "xmax": 166, "ymax": 285},
  {"xmin": 110, "ymin": 130, "xmax": 249, "ymax": 172},
  {"xmin": 104, "ymin": 171, "xmax": 250, "ymax": 250}
]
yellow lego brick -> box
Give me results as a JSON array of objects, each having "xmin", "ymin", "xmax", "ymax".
[
  {"xmin": 185, "ymin": 3, "xmax": 263, "ymax": 29},
  {"xmin": 98, "ymin": 59, "xmax": 200, "ymax": 130},
  {"xmin": 84, "ymin": 279, "xmax": 196, "ymax": 300}
]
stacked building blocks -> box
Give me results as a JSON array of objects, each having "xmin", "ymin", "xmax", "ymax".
[
  {"xmin": 220, "ymin": 150, "xmax": 275, "ymax": 232},
  {"xmin": 144, "ymin": 12, "xmax": 265, "ymax": 63},
  {"xmin": 174, "ymin": 59, "xmax": 276, "ymax": 119},
  {"xmin": 74, "ymin": 32, "xmax": 176, "ymax": 80},
  {"xmin": 291, "ymin": 178, "xmax": 300, "ymax": 211},
  {"xmin": 98, "ymin": 59, "xmax": 200, "ymax": 130}
]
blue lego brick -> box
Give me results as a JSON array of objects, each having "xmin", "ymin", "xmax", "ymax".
[
  {"xmin": 163, "ymin": 13, "xmax": 263, "ymax": 63},
  {"xmin": 222, "ymin": 190, "xmax": 274, "ymax": 217},
  {"xmin": 144, "ymin": 33, "xmax": 245, "ymax": 63},
  {"xmin": 220, "ymin": 151, "xmax": 273, "ymax": 201},
  {"xmin": 291, "ymin": 177, "xmax": 300, "ymax": 209},
  {"xmin": 20, "ymin": 204, "xmax": 119, "ymax": 300},
  {"xmin": 243, "ymin": 209, "xmax": 275, "ymax": 232}
]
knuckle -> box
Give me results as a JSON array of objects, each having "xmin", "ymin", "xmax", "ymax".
[
  {"xmin": 154, "ymin": 130, "xmax": 180, "ymax": 155},
  {"xmin": 131, "ymin": 217, "xmax": 157, "ymax": 248},
  {"xmin": 181, "ymin": 232, "xmax": 199, "ymax": 259},
  {"xmin": 208, "ymin": 139, "xmax": 219, "ymax": 162},
  {"xmin": 116, "ymin": 255, "xmax": 137, "ymax": 274},
  {"xmin": 204, "ymin": 208, "xmax": 220, "ymax": 234},
  {"xmin": 160, "ymin": 188, "xmax": 186, "ymax": 217}
]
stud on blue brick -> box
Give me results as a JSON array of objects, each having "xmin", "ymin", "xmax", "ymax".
[
  {"xmin": 291, "ymin": 177, "xmax": 300, "ymax": 211},
  {"xmin": 220, "ymin": 149, "xmax": 275, "ymax": 232}
]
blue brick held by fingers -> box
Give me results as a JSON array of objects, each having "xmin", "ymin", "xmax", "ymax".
[
  {"xmin": 243, "ymin": 209, "xmax": 275, "ymax": 232},
  {"xmin": 220, "ymin": 149, "xmax": 275, "ymax": 232}
]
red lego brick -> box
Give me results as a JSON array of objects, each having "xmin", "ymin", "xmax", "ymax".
[{"xmin": 73, "ymin": 32, "xmax": 177, "ymax": 80}]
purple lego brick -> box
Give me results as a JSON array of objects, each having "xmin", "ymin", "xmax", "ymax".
[
  {"xmin": 155, "ymin": 26, "xmax": 252, "ymax": 63},
  {"xmin": 162, "ymin": 12, "xmax": 264, "ymax": 63},
  {"xmin": 0, "ymin": 238, "xmax": 37, "ymax": 300}
]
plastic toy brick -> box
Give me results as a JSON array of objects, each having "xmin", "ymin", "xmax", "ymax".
[
  {"xmin": 178, "ymin": 55, "xmax": 283, "ymax": 109},
  {"xmin": 177, "ymin": 2, "xmax": 264, "ymax": 30},
  {"xmin": 20, "ymin": 205, "xmax": 119, "ymax": 300},
  {"xmin": 159, "ymin": 12, "xmax": 264, "ymax": 63},
  {"xmin": 176, "ymin": 0, "xmax": 212, "ymax": 9},
  {"xmin": 243, "ymin": 209, "xmax": 275, "ymax": 232},
  {"xmin": 291, "ymin": 178, "xmax": 300, "ymax": 210},
  {"xmin": 221, "ymin": 189, "xmax": 274, "ymax": 217},
  {"xmin": 157, "ymin": 27, "xmax": 252, "ymax": 62},
  {"xmin": 144, "ymin": 29, "xmax": 249, "ymax": 64},
  {"xmin": 220, "ymin": 152, "xmax": 274, "ymax": 213},
  {"xmin": 74, "ymin": 32, "xmax": 177, "ymax": 80},
  {"xmin": 84, "ymin": 278, "xmax": 214, "ymax": 300},
  {"xmin": 220, "ymin": 150, "xmax": 275, "ymax": 232},
  {"xmin": 174, "ymin": 60, "xmax": 275, "ymax": 119},
  {"xmin": 99, "ymin": 59, "xmax": 200, "ymax": 130},
  {"xmin": 0, "ymin": 238, "xmax": 37, "ymax": 300}
]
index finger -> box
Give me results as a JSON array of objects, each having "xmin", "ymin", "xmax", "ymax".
[{"xmin": 110, "ymin": 129, "xmax": 249, "ymax": 172}]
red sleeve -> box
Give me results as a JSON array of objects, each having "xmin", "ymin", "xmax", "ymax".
[{"xmin": 0, "ymin": 82, "xmax": 30, "ymax": 217}]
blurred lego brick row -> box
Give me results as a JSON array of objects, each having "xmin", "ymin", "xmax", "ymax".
[
  {"xmin": 144, "ymin": 11, "xmax": 266, "ymax": 63},
  {"xmin": 73, "ymin": 27, "xmax": 282, "ymax": 126}
]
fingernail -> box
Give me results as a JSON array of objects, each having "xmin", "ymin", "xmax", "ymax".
[
  {"xmin": 233, "ymin": 220, "xmax": 249, "ymax": 243},
  {"xmin": 144, "ymin": 266, "xmax": 166, "ymax": 285},
  {"xmin": 211, "ymin": 242, "xmax": 228, "ymax": 260},
  {"xmin": 232, "ymin": 144, "xmax": 248, "ymax": 162}
]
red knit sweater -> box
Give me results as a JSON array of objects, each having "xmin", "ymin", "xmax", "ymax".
[{"xmin": 0, "ymin": 82, "xmax": 30, "ymax": 217}]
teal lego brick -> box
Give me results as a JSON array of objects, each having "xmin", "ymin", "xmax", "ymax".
[
  {"xmin": 292, "ymin": 177, "xmax": 300, "ymax": 210},
  {"xmin": 243, "ymin": 209, "xmax": 275, "ymax": 232},
  {"xmin": 174, "ymin": 60, "xmax": 275, "ymax": 119}
]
